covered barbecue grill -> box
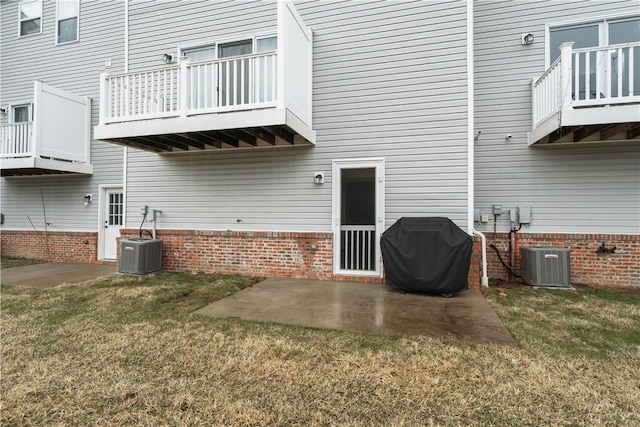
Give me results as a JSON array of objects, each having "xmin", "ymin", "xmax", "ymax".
[{"xmin": 380, "ymin": 217, "xmax": 472, "ymax": 296}]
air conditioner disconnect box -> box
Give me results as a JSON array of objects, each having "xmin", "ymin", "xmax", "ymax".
[
  {"xmin": 519, "ymin": 246, "xmax": 571, "ymax": 287},
  {"xmin": 118, "ymin": 239, "xmax": 163, "ymax": 275}
]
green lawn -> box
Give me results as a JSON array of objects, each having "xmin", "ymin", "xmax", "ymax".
[{"xmin": 1, "ymin": 272, "xmax": 639, "ymax": 426}]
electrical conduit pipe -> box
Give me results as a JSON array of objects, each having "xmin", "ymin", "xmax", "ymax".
[{"xmin": 474, "ymin": 229, "xmax": 489, "ymax": 287}]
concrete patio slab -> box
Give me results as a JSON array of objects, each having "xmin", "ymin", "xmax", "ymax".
[
  {"xmin": 195, "ymin": 277, "xmax": 517, "ymax": 346},
  {"xmin": 1, "ymin": 263, "xmax": 117, "ymax": 288}
]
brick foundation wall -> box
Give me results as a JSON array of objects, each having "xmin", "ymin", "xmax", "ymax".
[
  {"xmin": 485, "ymin": 232, "xmax": 639, "ymax": 287},
  {"xmin": 120, "ymin": 229, "xmax": 335, "ymax": 280},
  {"xmin": 3, "ymin": 228, "xmax": 634, "ymax": 288},
  {"xmin": 120, "ymin": 229, "xmax": 483, "ymax": 289},
  {"xmin": 1, "ymin": 230, "xmax": 98, "ymax": 263}
]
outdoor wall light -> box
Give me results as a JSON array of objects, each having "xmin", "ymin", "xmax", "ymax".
[
  {"xmin": 0, "ymin": 107, "xmax": 6, "ymax": 114},
  {"xmin": 314, "ymin": 172, "xmax": 325, "ymax": 185},
  {"xmin": 83, "ymin": 194, "xmax": 93, "ymax": 206},
  {"xmin": 162, "ymin": 53, "xmax": 173, "ymax": 64},
  {"xmin": 521, "ymin": 33, "xmax": 534, "ymax": 45}
]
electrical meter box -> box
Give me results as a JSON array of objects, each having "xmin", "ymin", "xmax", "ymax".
[
  {"xmin": 519, "ymin": 246, "xmax": 571, "ymax": 288},
  {"xmin": 118, "ymin": 239, "xmax": 163, "ymax": 274}
]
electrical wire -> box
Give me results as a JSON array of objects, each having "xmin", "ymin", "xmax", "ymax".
[
  {"xmin": 138, "ymin": 213, "xmax": 152, "ymax": 238},
  {"xmin": 490, "ymin": 243, "xmax": 522, "ymax": 278}
]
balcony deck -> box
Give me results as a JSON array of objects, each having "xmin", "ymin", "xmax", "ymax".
[
  {"xmin": 93, "ymin": 1, "xmax": 314, "ymax": 153},
  {"xmin": 1, "ymin": 82, "xmax": 92, "ymax": 177},
  {"xmin": 529, "ymin": 42, "xmax": 640, "ymax": 146}
]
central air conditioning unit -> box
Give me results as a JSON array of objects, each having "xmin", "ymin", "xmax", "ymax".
[
  {"xmin": 519, "ymin": 246, "xmax": 572, "ymax": 288},
  {"xmin": 118, "ymin": 239, "xmax": 163, "ymax": 275}
]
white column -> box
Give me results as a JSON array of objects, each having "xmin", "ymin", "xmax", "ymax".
[
  {"xmin": 179, "ymin": 57, "xmax": 191, "ymax": 117},
  {"xmin": 559, "ymin": 42, "xmax": 574, "ymax": 109}
]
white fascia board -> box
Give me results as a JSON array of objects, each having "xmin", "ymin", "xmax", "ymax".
[
  {"xmin": 562, "ymin": 105, "xmax": 640, "ymax": 127},
  {"xmin": 0, "ymin": 157, "xmax": 93, "ymax": 174},
  {"xmin": 95, "ymin": 108, "xmax": 288, "ymax": 140},
  {"xmin": 285, "ymin": 109, "xmax": 316, "ymax": 144}
]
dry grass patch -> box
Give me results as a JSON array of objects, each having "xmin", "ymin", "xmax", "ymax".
[
  {"xmin": 0, "ymin": 257, "xmax": 46, "ymax": 269},
  {"xmin": 2, "ymin": 275, "xmax": 639, "ymax": 426}
]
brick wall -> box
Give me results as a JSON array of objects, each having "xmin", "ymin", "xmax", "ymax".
[
  {"xmin": 120, "ymin": 228, "xmax": 482, "ymax": 289},
  {"xmin": 0, "ymin": 230, "xmax": 98, "ymax": 263},
  {"xmin": 119, "ymin": 229, "xmax": 334, "ymax": 280},
  {"xmin": 5, "ymin": 228, "xmax": 632, "ymax": 288},
  {"xmin": 485, "ymin": 232, "xmax": 639, "ymax": 287}
]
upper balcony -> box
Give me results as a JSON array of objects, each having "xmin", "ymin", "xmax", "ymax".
[
  {"xmin": 530, "ymin": 42, "xmax": 640, "ymax": 145},
  {"xmin": 94, "ymin": 1, "xmax": 314, "ymax": 153},
  {"xmin": 1, "ymin": 81, "xmax": 92, "ymax": 177}
]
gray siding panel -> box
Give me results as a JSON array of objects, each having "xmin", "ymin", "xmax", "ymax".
[
  {"xmin": 474, "ymin": 0, "xmax": 640, "ymax": 234},
  {"xmin": 0, "ymin": 0, "xmax": 125, "ymax": 232},
  {"xmin": 123, "ymin": 0, "xmax": 470, "ymax": 232}
]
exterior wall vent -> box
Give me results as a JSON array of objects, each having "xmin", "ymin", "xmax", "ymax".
[
  {"xmin": 118, "ymin": 239, "xmax": 163, "ymax": 275},
  {"xmin": 519, "ymin": 246, "xmax": 571, "ymax": 288}
]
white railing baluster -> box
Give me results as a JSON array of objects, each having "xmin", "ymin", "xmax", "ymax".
[
  {"xmin": 585, "ymin": 52, "xmax": 591, "ymax": 100},
  {"xmin": 596, "ymin": 49, "xmax": 613, "ymax": 98},
  {"xmin": 226, "ymin": 61, "xmax": 231, "ymax": 106},
  {"xmin": 617, "ymin": 48, "xmax": 623, "ymax": 98},
  {"xmin": 629, "ymin": 47, "xmax": 635, "ymax": 96},
  {"xmin": 240, "ymin": 59, "xmax": 245, "ymax": 105},
  {"xmin": 170, "ymin": 68, "xmax": 175, "ymax": 112},
  {"xmin": 574, "ymin": 52, "xmax": 580, "ymax": 100}
]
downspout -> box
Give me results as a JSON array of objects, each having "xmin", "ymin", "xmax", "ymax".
[
  {"xmin": 475, "ymin": 230, "xmax": 489, "ymax": 287},
  {"xmin": 122, "ymin": 0, "xmax": 129, "ymax": 227},
  {"xmin": 124, "ymin": 0, "xmax": 129, "ymax": 73},
  {"xmin": 466, "ymin": 0, "xmax": 488, "ymax": 288}
]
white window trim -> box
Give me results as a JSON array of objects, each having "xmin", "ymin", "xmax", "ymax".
[
  {"xmin": 8, "ymin": 103, "xmax": 33, "ymax": 123},
  {"xmin": 18, "ymin": 0, "xmax": 42, "ymax": 38},
  {"xmin": 178, "ymin": 33, "xmax": 277, "ymax": 60},
  {"xmin": 545, "ymin": 13, "xmax": 640, "ymax": 68},
  {"xmin": 55, "ymin": 0, "xmax": 80, "ymax": 45}
]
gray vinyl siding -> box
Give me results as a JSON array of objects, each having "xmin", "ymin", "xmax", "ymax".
[
  {"xmin": 124, "ymin": 0, "xmax": 470, "ymax": 233},
  {"xmin": 474, "ymin": 0, "xmax": 640, "ymax": 234},
  {"xmin": 0, "ymin": 0, "xmax": 125, "ymax": 232}
]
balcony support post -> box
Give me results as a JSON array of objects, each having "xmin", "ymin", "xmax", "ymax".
[{"xmin": 559, "ymin": 42, "xmax": 574, "ymax": 110}]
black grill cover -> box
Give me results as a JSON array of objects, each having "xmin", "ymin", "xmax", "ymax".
[{"xmin": 381, "ymin": 217, "xmax": 472, "ymax": 294}]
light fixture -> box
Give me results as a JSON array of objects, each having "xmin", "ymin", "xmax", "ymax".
[
  {"xmin": 83, "ymin": 194, "xmax": 93, "ymax": 206},
  {"xmin": 0, "ymin": 107, "xmax": 6, "ymax": 114},
  {"xmin": 521, "ymin": 33, "xmax": 534, "ymax": 45},
  {"xmin": 162, "ymin": 53, "xmax": 173, "ymax": 64},
  {"xmin": 314, "ymin": 172, "xmax": 325, "ymax": 185}
]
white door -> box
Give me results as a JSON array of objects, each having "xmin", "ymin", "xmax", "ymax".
[
  {"xmin": 333, "ymin": 159, "xmax": 385, "ymax": 277},
  {"xmin": 103, "ymin": 189, "xmax": 123, "ymax": 259}
]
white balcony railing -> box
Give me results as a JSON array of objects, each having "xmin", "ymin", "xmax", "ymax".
[
  {"xmin": 0, "ymin": 122, "xmax": 33, "ymax": 158},
  {"xmin": 100, "ymin": 52, "xmax": 278, "ymax": 125},
  {"xmin": 532, "ymin": 41, "xmax": 640, "ymax": 128}
]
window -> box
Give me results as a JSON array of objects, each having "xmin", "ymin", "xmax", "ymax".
[
  {"xmin": 57, "ymin": 0, "xmax": 79, "ymax": 44},
  {"xmin": 19, "ymin": 0, "xmax": 42, "ymax": 37},
  {"xmin": 10, "ymin": 104, "xmax": 32, "ymax": 123},
  {"xmin": 548, "ymin": 16, "xmax": 640, "ymax": 98},
  {"xmin": 181, "ymin": 35, "xmax": 277, "ymax": 108}
]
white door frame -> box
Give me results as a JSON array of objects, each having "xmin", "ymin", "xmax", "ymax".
[
  {"xmin": 332, "ymin": 158, "xmax": 385, "ymax": 277},
  {"xmin": 97, "ymin": 185, "xmax": 124, "ymax": 260}
]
